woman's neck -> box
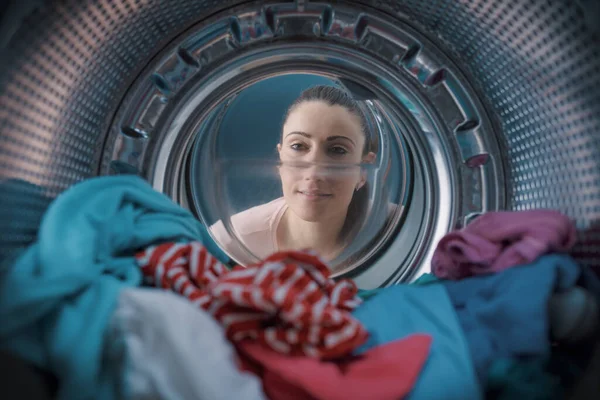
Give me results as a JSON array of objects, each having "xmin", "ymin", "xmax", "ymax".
[{"xmin": 277, "ymin": 208, "xmax": 346, "ymax": 260}]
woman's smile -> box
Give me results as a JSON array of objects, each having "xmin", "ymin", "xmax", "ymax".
[{"xmin": 296, "ymin": 189, "xmax": 333, "ymax": 200}]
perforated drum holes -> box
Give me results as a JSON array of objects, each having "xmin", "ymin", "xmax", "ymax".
[{"xmin": 0, "ymin": 0, "xmax": 598, "ymax": 281}]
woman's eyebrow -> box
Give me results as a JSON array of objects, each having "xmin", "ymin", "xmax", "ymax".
[
  {"xmin": 285, "ymin": 131, "xmax": 311, "ymax": 138},
  {"xmin": 327, "ymin": 135, "xmax": 355, "ymax": 145},
  {"xmin": 285, "ymin": 131, "xmax": 356, "ymax": 146}
]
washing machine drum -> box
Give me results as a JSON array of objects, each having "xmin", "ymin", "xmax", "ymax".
[{"xmin": 0, "ymin": 0, "xmax": 599, "ymax": 286}]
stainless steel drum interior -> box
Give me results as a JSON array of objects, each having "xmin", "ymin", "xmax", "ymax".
[{"xmin": 0, "ymin": 0, "xmax": 599, "ymax": 289}]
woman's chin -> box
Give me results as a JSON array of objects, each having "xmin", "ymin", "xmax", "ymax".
[{"xmin": 289, "ymin": 204, "xmax": 329, "ymax": 223}]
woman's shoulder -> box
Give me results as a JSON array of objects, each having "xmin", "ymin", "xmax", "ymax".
[
  {"xmin": 233, "ymin": 197, "xmax": 286, "ymax": 234},
  {"xmin": 211, "ymin": 197, "xmax": 286, "ymax": 236},
  {"xmin": 209, "ymin": 198, "xmax": 285, "ymax": 264}
]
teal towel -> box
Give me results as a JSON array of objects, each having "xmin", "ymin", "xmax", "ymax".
[
  {"xmin": 0, "ymin": 176, "xmax": 228, "ymax": 400},
  {"xmin": 357, "ymin": 272, "xmax": 440, "ymax": 300},
  {"xmin": 353, "ymin": 284, "xmax": 482, "ymax": 400}
]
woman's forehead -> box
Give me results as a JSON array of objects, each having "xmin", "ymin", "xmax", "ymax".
[{"xmin": 284, "ymin": 101, "xmax": 364, "ymax": 142}]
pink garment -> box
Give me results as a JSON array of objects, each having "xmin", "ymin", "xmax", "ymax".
[
  {"xmin": 209, "ymin": 197, "xmax": 401, "ymax": 266},
  {"xmin": 210, "ymin": 198, "xmax": 287, "ymax": 265},
  {"xmin": 237, "ymin": 335, "xmax": 432, "ymax": 400},
  {"xmin": 432, "ymin": 209, "xmax": 577, "ymax": 280}
]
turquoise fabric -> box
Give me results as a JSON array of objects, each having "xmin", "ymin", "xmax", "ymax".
[
  {"xmin": 410, "ymin": 272, "xmax": 441, "ymax": 285},
  {"xmin": 356, "ymin": 288, "xmax": 380, "ymax": 300},
  {"xmin": 0, "ymin": 176, "xmax": 229, "ymax": 400},
  {"xmin": 356, "ymin": 272, "xmax": 440, "ymax": 300},
  {"xmin": 441, "ymin": 254, "xmax": 581, "ymax": 384},
  {"xmin": 354, "ymin": 259, "xmax": 590, "ymax": 400},
  {"xmin": 352, "ymin": 284, "xmax": 482, "ymax": 400}
]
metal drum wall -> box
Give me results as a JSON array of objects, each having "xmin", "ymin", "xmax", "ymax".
[{"xmin": 0, "ymin": 0, "xmax": 599, "ymax": 273}]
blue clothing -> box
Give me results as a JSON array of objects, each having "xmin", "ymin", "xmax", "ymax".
[
  {"xmin": 352, "ymin": 284, "xmax": 482, "ymax": 400},
  {"xmin": 357, "ymin": 273, "xmax": 439, "ymax": 300},
  {"xmin": 0, "ymin": 176, "xmax": 229, "ymax": 400},
  {"xmin": 579, "ymin": 263, "xmax": 600, "ymax": 308},
  {"xmin": 442, "ymin": 254, "xmax": 581, "ymax": 384},
  {"xmin": 486, "ymin": 357, "xmax": 563, "ymax": 400}
]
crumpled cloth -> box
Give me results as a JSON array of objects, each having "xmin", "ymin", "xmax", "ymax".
[
  {"xmin": 440, "ymin": 254, "xmax": 582, "ymax": 383},
  {"xmin": 237, "ymin": 335, "xmax": 432, "ymax": 400},
  {"xmin": 0, "ymin": 176, "xmax": 229, "ymax": 400},
  {"xmin": 432, "ymin": 210, "xmax": 577, "ymax": 280},
  {"xmin": 352, "ymin": 283, "xmax": 482, "ymax": 400},
  {"xmin": 136, "ymin": 243, "xmax": 368, "ymax": 359},
  {"xmin": 108, "ymin": 288, "xmax": 267, "ymax": 400}
]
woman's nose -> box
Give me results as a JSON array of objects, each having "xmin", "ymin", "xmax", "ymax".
[
  {"xmin": 302, "ymin": 164, "xmax": 326, "ymax": 181},
  {"xmin": 299, "ymin": 149, "xmax": 328, "ymax": 180},
  {"xmin": 303, "ymin": 148, "xmax": 326, "ymax": 163}
]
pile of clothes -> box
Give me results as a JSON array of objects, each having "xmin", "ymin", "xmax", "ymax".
[{"xmin": 1, "ymin": 176, "xmax": 599, "ymax": 400}]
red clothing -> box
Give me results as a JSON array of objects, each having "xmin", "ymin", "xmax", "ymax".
[
  {"xmin": 136, "ymin": 243, "xmax": 433, "ymax": 399},
  {"xmin": 237, "ymin": 335, "xmax": 432, "ymax": 400},
  {"xmin": 136, "ymin": 243, "xmax": 367, "ymax": 359}
]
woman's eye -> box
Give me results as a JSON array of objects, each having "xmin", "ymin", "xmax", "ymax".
[
  {"xmin": 290, "ymin": 143, "xmax": 306, "ymax": 151},
  {"xmin": 329, "ymin": 146, "xmax": 348, "ymax": 155}
]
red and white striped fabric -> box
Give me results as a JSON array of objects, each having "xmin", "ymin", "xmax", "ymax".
[{"xmin": 135, "ymin": 242, "xmax": 368, "ymax": 359}]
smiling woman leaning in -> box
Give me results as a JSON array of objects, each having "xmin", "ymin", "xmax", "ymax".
[{"xmin": 210, "ymin": 85, "xmax": 378, "ymax": 264}]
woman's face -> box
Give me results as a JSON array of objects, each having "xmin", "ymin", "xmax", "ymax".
[{"xmin": 278, "ymin": 100, "xmax": 374, "ymax": 222}]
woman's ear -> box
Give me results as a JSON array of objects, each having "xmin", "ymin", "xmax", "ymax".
[
  {"xmin": 276, "ymin": 143, "xmax": 282, "ymax": 175},
  {"xmin": 356, "ymin": 178, "xmax": 366, "ymax": 191},
  {"xmin": 363, "ymin": 151, "xmax": 376, "ymax": 163},
  {"xmin": 356, "ymin": 152, "xmax": 375, "ymax": 191},
  {"xmin": 356, "ymin": 171, "xmax": 368, "ymax": 191}
]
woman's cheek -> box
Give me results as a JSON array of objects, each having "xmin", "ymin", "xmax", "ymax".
[
  {"xmin": 280, "ymin": 168, "xmax": 300, "ymax": 192},
  {"xmin": 330, "ymin": 176, "xmax": 352, "ymax": 198}
]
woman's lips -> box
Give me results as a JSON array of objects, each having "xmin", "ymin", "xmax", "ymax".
[{"xmin": 297, "ymin": 190, "xmax": 332, "ymax": 200}]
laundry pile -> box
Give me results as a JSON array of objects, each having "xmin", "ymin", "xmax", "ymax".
[
  {"xmin": 136, "ymin": 244, "xmax": 368, "ymax": 359},
  {"xmin": 1, "ymin": 176, "xmax": 599, "ymax": 400}
]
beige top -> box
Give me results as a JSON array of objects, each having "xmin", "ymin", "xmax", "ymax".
[
  {"xmin": 209, "ymin": 197, "xmax": 288, "ymax": 265},
  {"xmin": 209, "ymin": 197, "xmax": 400, "ymax": 266}
]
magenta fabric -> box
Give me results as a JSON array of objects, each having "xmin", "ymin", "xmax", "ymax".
[
  {"xmin": 432, "ymin": 210, "xmax": 577, "ymax": 280},
  {"xmin": 237, "ymin": 335, "xmax": 432, "ymax": 400}
]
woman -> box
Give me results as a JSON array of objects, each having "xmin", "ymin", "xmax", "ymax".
[{"xmin": 210, "ymin": 85, "xmax": 379, "ymax": 266}]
